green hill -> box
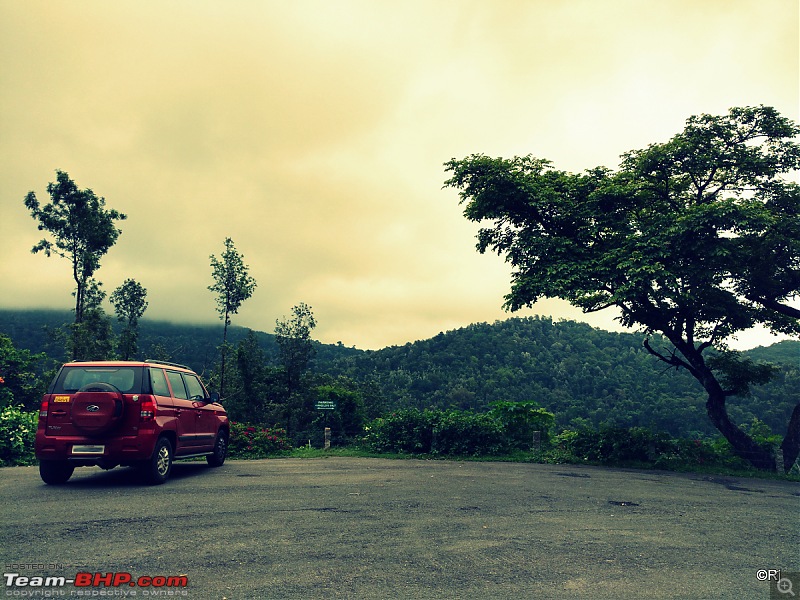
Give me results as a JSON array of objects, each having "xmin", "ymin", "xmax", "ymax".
[{"xmin": 1, "ymin": 309, "xmax": 797, "ymax": 439}]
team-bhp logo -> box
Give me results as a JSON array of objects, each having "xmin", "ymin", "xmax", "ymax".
[
  {"xmin": 86, "ymin": 405, "xmax": 100, "ymax": 412},
  {"xmin": 4, "ymin": 571, "xmax": 188, "ymax": 589}
]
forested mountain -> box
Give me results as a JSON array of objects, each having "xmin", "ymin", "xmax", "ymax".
[
  {"xmin": 324, "ymin": 318, "xmax": 799, "ymax": 438},
  {"xmin": 2, "ymin": 309, "xmax": 797, "ymax": 438},
  {"xmin": 0, "ymin": 309, "xmax": 357, "ymax": 377}
]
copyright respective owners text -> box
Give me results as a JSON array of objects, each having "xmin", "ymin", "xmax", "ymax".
[
  {"xmin": 4, "ymin": 565, "xmax": 191, "ymax": 597},
  {"xmin": 758, "ymin": 569, "xmax": 799, "ymax": 598}
]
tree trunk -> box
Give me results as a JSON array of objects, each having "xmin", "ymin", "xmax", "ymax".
[
  {"xmin": 780, "ymin": 403, "xmax": 800, "ymax": 473},
  {"xmin": 667, "ymin": 337, "xmax": 777, "ymax": 471},
  {"xmin": 220, "ymin": 315, "xmax": 229, "ymax": 399},
  {"xmin": 704, "ymin": 385, "xmax": 776, "ymax": 471}
]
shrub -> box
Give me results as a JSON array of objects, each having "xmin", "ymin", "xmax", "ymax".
[
  {"xmin": 0, "ymin": 406, "xmax": 38, "ymax": 466},
  {"xmin": 361, "ymin": 409, "xmax": 435, "ymax": 454},
  {"xmin": 551, "ymin": 425, "xmax": 752, "ymax": 471},
  {"xmin": 432, "ymin": 410, "xmax": 508, "ymax": 456},
  {"xmin": 489, "ymin": 400, "xmax": 555, "ymax": 449},
  {"xmin": 228, "ymin": 421, "xmax": 292, "ymax": 459},
  {"xmin": 653, "ymin": 436, "xmax": 748, "ymax": 471},
  {"xmin": 558, "ymin": 425, "xmax": 669, "ymax": 464},
  {"xmin": 361, "ymin": 408, "xmax": 508, "ymax": 457}
]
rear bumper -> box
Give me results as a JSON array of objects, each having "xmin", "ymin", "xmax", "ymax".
[{"xmin": 35, "ymin": 430, "xmax": 158, "ymax": 465}]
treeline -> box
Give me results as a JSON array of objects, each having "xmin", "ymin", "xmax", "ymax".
[
  {"xmin": 323, "ymin": 318, "xmax": 799, "ymax": 439},
  {"xmin": 2, "ymin": 310, "xmax": 797, "ymax": 441}
]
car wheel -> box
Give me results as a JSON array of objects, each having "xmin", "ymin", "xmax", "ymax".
[
  {"xmin": 39, "ymin": 460, "xmax": 74, "ymax": 485},
  {"xmin": 144, "ymin": 437, "xmax": 173, "ymax": 485},
  {"xmin": 207, "ymin": 431, "xmax": 228, "ymax": 467}
]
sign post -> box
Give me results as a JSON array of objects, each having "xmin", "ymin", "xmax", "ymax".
[{"xmin": 315, "ymin": 400, "xmax": 337, "ymax": 450}]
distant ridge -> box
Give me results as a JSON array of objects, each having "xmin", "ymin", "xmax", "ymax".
[{"xmin": 1, "ymin": 308, "xmax": 797, "ymax": 438}]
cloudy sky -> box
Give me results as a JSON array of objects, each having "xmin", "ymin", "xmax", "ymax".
[{"xmin": 1, "ymin": 1, "xmax": 797, "ymax": 350}]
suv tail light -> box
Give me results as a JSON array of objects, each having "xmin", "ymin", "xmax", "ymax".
[
  {"xmin": 140, "ymin": 396, "xmax": 157, "ymax": 421},
  {"xmin": 39, "ymin": 398, "xmax": 49, "ymax": 419}
]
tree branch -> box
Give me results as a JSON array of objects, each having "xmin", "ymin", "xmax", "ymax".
[
  {"xmin": 643, "ymin": 338, "xmax": 697, "ymax": 376},
  {"xmin": 752, "ymin": 296, "xmax": 800, "ymax": 319}
]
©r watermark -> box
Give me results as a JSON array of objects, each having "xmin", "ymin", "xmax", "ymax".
[{"xmin": 760, "ymin": 570, "xmax": 799, "ymax": 598}]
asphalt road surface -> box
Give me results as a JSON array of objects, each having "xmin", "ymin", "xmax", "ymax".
[{"xmin": 2, "ymin": 457, "xmax": 798, "ymax": 599}]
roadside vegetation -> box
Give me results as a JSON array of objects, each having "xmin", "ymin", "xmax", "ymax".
[{"xmin": 3, "ymin": 398, "xmax": 797, "ymax": 482}]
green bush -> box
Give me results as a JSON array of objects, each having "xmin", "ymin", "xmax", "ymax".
[
  {"xmin": 489, "ymin": 400, "xmax": 555, "ymax": 449},
  {"xmin": 0, "ymin": 406, "xmax": 38, "ymax": 466},
  {"xmin": 433, "ymin": 410, "xmax": 508, "ymax": 456},
  {"xmin": 228, "ymin": 421, "xmax": 292, "ymax": 459},
  {"xmin": 550, "ymin": 425, "xmax": 753, "ymax": 471},
  {"xmin": 361, "ymin": 409, "xmax": 435, "ymax": 454},
  {"xmin": 360, "ymin": 408, "xmax": 508, "ymax": 456},
  {"xmin": 556, "ymin": 425, "xmax": 669, "ymax": 464}
]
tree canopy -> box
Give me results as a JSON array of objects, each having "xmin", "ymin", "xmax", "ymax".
[
  {"xmin": 445, "ymin": 106, "xmax": 800, "ymax": 471},
  {"xmin": 24, "ymin": 171, "xmax": 126, "ymax": 327},
  {"xmin": 110, "ymin": 279, "xmax": 148, "ymax": 360},
  {"xmin": 275, "ymin": 302, "xmax": 317, "ymax": 395}
]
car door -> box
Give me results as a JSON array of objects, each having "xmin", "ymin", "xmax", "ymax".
[
  {"xmin": 183, "ymin": 373, "xmax": 216, "ymax": 451},
  {"xmin": 165, "ymin": 370, "xmax": 197, "ymax": 451},
  {"xmin": 148, "ymin": 366, "xmax": 175, "ymax": 421}
]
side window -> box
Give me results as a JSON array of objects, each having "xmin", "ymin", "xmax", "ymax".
[
  {"xmin": 149, "ymin": 368, "xmax": 170, "ymax": 397},
  {"xmin": 166, "ymin": 371, "xmax": 188, "ymax": 399},
  {"xmin": 183, "ymin": 374, "xmax": 206, "ymax": 400}
]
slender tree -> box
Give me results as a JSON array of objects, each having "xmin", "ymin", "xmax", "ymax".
[
  {"xmin": 24, "ymin": 171, "xmax": 126, "ymax": 337},
  {"xmin": 445, "ymin": 105, "xmax": 800, "ymax": 471},
  {"xmin": 208, "ymin": 238, "xmax": 257, "ymax": 396},
  {"xmin": 275, "ymin": 302, "xmax": 317, "ymax": 396},
  {"xmin": 110, "ymin": 279, "xmax": 148, "ymax": 360},
  {"xmin": 65, "ymin": 278, "xmax": 114, "ymax": 360}
]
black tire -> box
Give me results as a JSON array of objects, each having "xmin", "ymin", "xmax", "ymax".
[
  {"xmin": 144, "ymin": 437, "xmax": 173, "ymax": 485},
  {"xmin": 39, "ymin": 460, "xmax": 74, "ymax": 485},
  {"xmin": 207, "ymin": 431, "xmax": 228, "ymax": 467}
]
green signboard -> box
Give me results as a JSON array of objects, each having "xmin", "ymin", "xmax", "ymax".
[{"xmin": 315, "ymin": 400, "xmax": 337, "ymax": 411}]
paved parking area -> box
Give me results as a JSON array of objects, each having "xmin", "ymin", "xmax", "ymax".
[{"xmin": 2, "ymin": 458, "xmax": 798, "ymax": 598}]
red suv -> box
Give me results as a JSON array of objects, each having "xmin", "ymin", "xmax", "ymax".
[{"xmin": 35, "ymin": 360, "xmax": 229, "ymax": 485}]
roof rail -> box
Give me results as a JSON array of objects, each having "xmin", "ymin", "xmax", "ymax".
[{"xmin": 144, "ymin": 359, "xmax": 191, "ymax": 371}]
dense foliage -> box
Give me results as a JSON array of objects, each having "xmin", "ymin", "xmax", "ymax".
[
  {"xmin": 361, "ymin": 408, "xmax": 509, "ymax": 456},
  {"xmin": 228, "ymin": 422, "xmax": 292, "ymax": 458},
  {"xmin": 2, "ymin": 310, "xmax": 796, "ymax": 446},
  {"xmin": 0, "ymin": 405, "xmax": 38, "ymax": 466}
]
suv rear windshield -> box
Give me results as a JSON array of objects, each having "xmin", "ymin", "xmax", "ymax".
[{"xmin": 53, "ymin": 366, "xmax": 143, "ymax": 394}]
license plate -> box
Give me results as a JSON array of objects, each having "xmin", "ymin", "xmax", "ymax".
[
  {"xmin": 53, "ymin": 396, "xmax": 70, "ymax": 403},
  {"xmin": 71, "ymin": 445, "xmax": 105, "ymax": 455}
]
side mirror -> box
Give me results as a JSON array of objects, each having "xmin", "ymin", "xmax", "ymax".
[{"xmin": 208, "ymin": 391, "xmax": 221, "ymax": 404}]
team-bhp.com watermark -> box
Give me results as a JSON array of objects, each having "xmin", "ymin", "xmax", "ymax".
[{"xmin": 4, "ymin": 569, "xmax": 188, "ymax": 597}]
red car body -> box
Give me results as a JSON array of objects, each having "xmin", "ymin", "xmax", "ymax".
[{"xmin": 35, "ymin": 360, "xmax": 228, "ymax": 485}]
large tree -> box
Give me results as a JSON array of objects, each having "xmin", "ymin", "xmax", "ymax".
[
  {"xmin": 208, "ymin": 238, "xmax": 257, "ymax": 397},
  {"xmin": 24, "ymin": 171, "xmax": 126, "ymax": 340},
  {"xmin": 110, "ymin": 279, "xmax": 148, "ymax": 360},
  {"xmin": 445, "ymin": 105, "xmax": 800, "ymax": 472}
]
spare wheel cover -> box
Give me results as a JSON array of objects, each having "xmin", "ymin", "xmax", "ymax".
[{"xmin": 71, "ymin": 383, "xmax": 125, "ymax": 436}]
